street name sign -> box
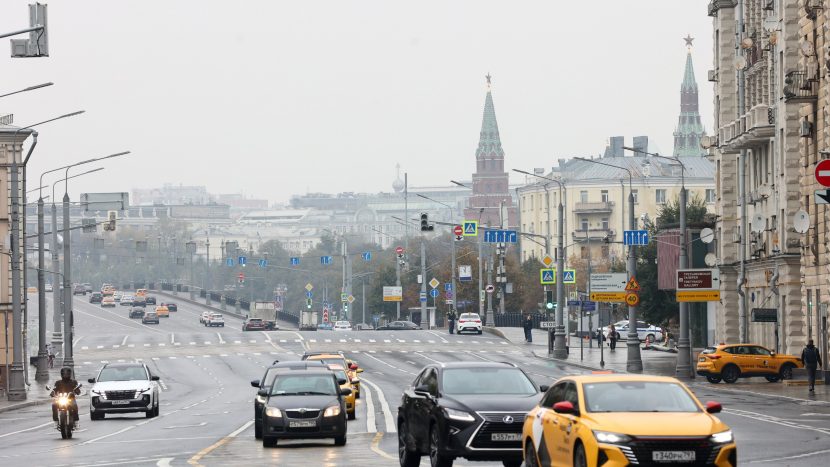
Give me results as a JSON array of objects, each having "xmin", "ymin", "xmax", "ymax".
[
  {"xmin": 483, "ymin": 230, "xmax": 518, "ymax": 243},
  {"xmin": 623, "ymin": 230, "xmax": 650, "ymax": 246},
  {"xmin": 816, "ymin": 159, "xmax": 830, "ymax": 186},
  {"xmin": 383, "ymin": 286, "xmax": 402, "ymax": 302},
  {"xmin": 589, "ymin": 273, "xmax": 628, "ymax": 292},
  {"xmin": 676, "ymin": 268, "xmax": 720, "ymax": 291},
  {"xmin": 540, "ymin": 268, "xmax": 555, "ymax": 285},
  {"xmin": 463, "ymin": 221, "xmax": 478, "ymax": 236}
]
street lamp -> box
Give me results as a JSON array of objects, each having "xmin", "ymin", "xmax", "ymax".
[
  {"xmin": 186, "ymin": 240, "xmax": 197, "ymax": 300},
  {"xmin": 0, "ymin": 82, "xmax": 53, "ymax": 99},
  {"xmin": 574, "ymin": 157, "xmax": 643, "ymax": 373},
  {"xmin": 513, "ymin": 169, "xmax": 568, "ymax": 358},
  {"xmin": 623, "ymin": 146, "xmax": 692, "ymax": 378}
]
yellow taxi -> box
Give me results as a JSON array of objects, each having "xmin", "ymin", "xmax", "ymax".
[
  {"xmin": 154, "ymin": 305, "xmax": 170, "ymax": 318},
  {"xmin": 305, "ymin": 353, "xmax": 363, "ymax": 398},
  {"xmin": 523, "ymin": 374, "xmax": 736, "ymax": 467},
  {"xmin": 696, "ymin": 343, "xmax": 803, "ymax": 384},
  {"xmin": 328, "ymin": 364, "xmax": 356, "ymax": 420}
]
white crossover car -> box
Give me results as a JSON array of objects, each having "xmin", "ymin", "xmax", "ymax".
[{"xmin": 88, "ymin": 362, "xmax": 160, "ymax": 420}]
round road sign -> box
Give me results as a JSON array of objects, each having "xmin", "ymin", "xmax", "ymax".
[
  {"xmin": 395, "ymin": 246, "xmax": 404, "ymax": 255},
  {"xmin": 816, "ymin": 159, "xmax": 830, "ymax": 187},
  {"xmin": 625, "ymin": 293, "xmax": 640, "ymax": 306},
  {"xmin": 485, "ymin": 284, "xmax": 495, "ymax": 293},
  {"xmin": 453, "ymin": 225, "xmax": 463, "ymax": 236}
]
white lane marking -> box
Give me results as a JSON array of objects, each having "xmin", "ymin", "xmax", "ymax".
[
  {"xmin": 0, "ymin": 421, "xmax": 53, "ymax": 438},
  {"xmin": 249, "ymin": 339, "xmax": 256, "ymax": 343},
  {"xmin": 158, "ymin": 343, "xmax": 166, "ymax": 347},
  {"xmin": 288, "ymin": 331, "xmax": 309, "ymax": 350},
  {"xmin": 750, "ymin": 448, "xmax": 830, "ymax": 464},
  {"xmin": 354, "ymin": 339, "xmax": 361, "ymax": 343},
  {"xmin": 424, "ymin": 330, "xmax": 449, "ymax": 343},
  {"xmin": 81, "ymin": 346, "xmax": 89, "ymax": 350},
  {"xmin": 724, "ymin": 407, "xmax": 830, "ymax": 436},
  {"xmin": 73, "ymin": 336, "xmax": 85, "ymax": 348},
  {"xmin": 363, "ymin": 376, "xmax": 377, "ymax": 433},
  {"xmin": 97, "ymin": 345, "xmax": 104, "ymax": 349},
  {"xmin": 204, "ymin": 341, "xmax": 211, "ymax": 345},
  {"xmin": 384, "ymin": 339, "xmax": 391, "ymax": 343},
  {"xmin": 170, "ymin": 333, "xmax": 175, "ymax": 344},
  {"xmin": 190, "ymin": 342, "xmax": 196, "ymax": 345},
  {"xmin": 339, "ymin": 339, "xmax": 347, "ymax": 343},
  {"xmin": 164, "ymin": 422, "xmax": 207, "ymax": 429},
  {"xmin": 325, "ymin": 339, "xmax": 332, "ymax": 343},
  {"xmin": 466, "ymin": 351, "xmax": 491, "ymax": 361},
  {"xmin": 361, "ymin": 352, "xmax": 417, "ymax": 376},
  {"xmin": 121, "ymin": 335, "xmax": 129, "ymax": 346},
  {"xmin": 217, "ymin": 333, "xmax": 225, "ymax": 344},
  {"xmin": 144, "ymin": 344, "xmax": 150, "ymax": 347},
  {"xmin": 360, "ymin": 377, "xmax": 396, "ymax": 433},
  {"xmin": 261, "ymin": 331, "xmax": 272, "ymax": 343},
  {"xmin": 309, "ymin": 339, "xmax": 317, "ymax": 343},
  {"xmin": 234, "ymin": 340, "xmax": 241, "ymax": 344},
  {"xmin": 428, "ymin": 340, "xmax": 435, "ymax": 344},
  {"xmin": 413, "ymin": 340, "xmax": 420, "ymax": 343},
  {"xmin": 415, "ymin": 351, "xmax": 444, "ymax": 365},
  {"xmin": 157, "ymin": 458, "xmax": 174, "ymax": 467},
  {"xmin": 369, "ymin": 339, "xmax": 376, "ymax": 343}
]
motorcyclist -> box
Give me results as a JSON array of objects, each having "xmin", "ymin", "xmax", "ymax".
[{"xmin": 51, "ymin": 367, "xmax": 80, "ymax": 424}]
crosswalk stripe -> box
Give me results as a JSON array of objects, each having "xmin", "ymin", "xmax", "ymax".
[
  {"xmin": 81, "ymin": 346, "xmax": 89, "ymax": 350},
  {"xmin": 354, "ymin": 339, "xmax": 361, "ymax": 343}
]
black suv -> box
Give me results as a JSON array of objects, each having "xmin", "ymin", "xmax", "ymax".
[
  {"xmin": 89, "ymin": 292, "xmax": 103, "ymax": 304},
  {"xmin": 250, "ymin": 361, "xmax": 327, "ymax": 439},
  {"xmin": 398, "ymin": 362, "xmax": 545, "ymax": 467},
  {"xmin": 145, "ymin": 296, "xmax": 156, "ymax": 305},
  {"xmin": 258, "ymin": 367, "xmax": 351, "ymax": 447},
  {"xmin": 129, "ymin": 307, "xmax": 145, "ymax": 319}
]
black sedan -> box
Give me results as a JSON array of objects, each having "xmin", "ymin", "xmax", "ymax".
[
  {"xmin": 250, "ymin": 361, "xmax": 326, "ymax": 439},
  {"xmin": 129, "ymin": 307, "xmax": 145, "ymax": 319},
  {"xmin": 164, "ymin": 303, "xmax": 177, "ymax": 312},
  {"xmin": 89, "ymin": 292, "xmax": 103, "ymax": 304},
  {"xmin": 398, "ymin": 361, "xmax": 545, "ymax": 467},
  {"xmin": 376, "ymin": 320, "xmax": 421, "ymax": 331},
  {"xmin": 259, "ymin": 368, "xmax": 351, "ymax": 447},
  {"xmin": 145, "ymin": 296, "xmax": 157, "ymax": 305}
]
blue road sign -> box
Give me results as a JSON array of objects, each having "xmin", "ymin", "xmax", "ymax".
[
  {"xmin": 444, "ymin": 283, "xmax": 453, "ymax": 291},
  {"xmin": 258, "ymin": 258, "xmax": 267, "ymax": 268},
  {"xmin": 226, "ymin": 258, "xmax": 234, "ymax": 267},
  {"xmin": 362, "ymin": 251, "xmax": 371, "ymax": 261},
  {"xmin": 306, "ymin": 291, "xmax": 313, "ymax": 298},
  {"xmin": 321, "ymin": 256, "xmax": 333, "ymax": 265},
  {"xmin": 419, "ymin": 292, "xmax": 427, "ymax": 303},
  {"xmin": 582, "ymin": 301, "xmax": 596, "ymax": 312},
  {"xmin": 567, "ymin": 300, "xmax": 581, "ymax": 306},
  {"xmin": 484, "ymin": 229, "xmax": 518, "ymax": 243},
  {"xmin": 238, "ymin": 256, "xmax": 247, "ymax": 266},
  {"xmin": 429, "ymin": 289, "xmax": 439, "ymax": 298},
  {"xmin": 623, "ymin": 230, "xmax": 650, "ymax": 246},
  {"xmin": 540, "ymin": 268, "xmax": 555, "ymax": 284},
  {"xmin": 290, "ymin": 257, "xmax": 300, "ymax": 266},
  {"xmin": 463, "ymin": 221, "xmax": 478, "ymax": 236},
  {"xmin": 563, "ymin": 269, "xmax": 576, "ymax": 284}
]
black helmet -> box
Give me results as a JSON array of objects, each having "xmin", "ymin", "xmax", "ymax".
[{"xmin": 60, "ymin": 367, "xmax": 72, "ymax": 380}]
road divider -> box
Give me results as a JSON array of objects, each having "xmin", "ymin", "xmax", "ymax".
[{"xmin": 360, "ymin": 377, "xmax": 396, "ymax": 433}]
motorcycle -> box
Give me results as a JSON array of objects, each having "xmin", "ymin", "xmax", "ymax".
[{"xmin": 47, "ymin": 384, "xmax": 81, "ymax": 439}]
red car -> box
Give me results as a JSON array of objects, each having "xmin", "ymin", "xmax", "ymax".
[{"xmin": 243, "ymin": 318, "xmax": 266, "ymax": 331}]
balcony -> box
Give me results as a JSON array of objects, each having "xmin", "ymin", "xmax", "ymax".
[
  {"xmin": 572, "ymin": 229, "xmax": 615, "ymax": 242},
  {"xmin": 718, "ymin": 104, "xmax": 775, "ymax": 152},
  {"xmin": 783, "ymin": 71, "xmax": 818, "ymax": 103},
  {"xmin": 573, "ymin": 201, "xmax": 614, "ymax": 213}
]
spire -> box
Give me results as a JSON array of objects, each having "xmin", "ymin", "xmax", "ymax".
[
  {"xmin": 673, "ymin": 38, "xmax": 706, "ymax": 157},
  {"xmin": 477, "ymin": 74, "xmax": 504, "ymax": 159},
  {"xmin": 681, "ymin": 51, "xmax": 698, "ymax": 93}
]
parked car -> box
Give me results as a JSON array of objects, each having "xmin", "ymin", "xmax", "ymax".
[
  {"xmin": 243, "ymin": 318, "xmax": 266, "ymax": 332},
  {"xmin": 317, "ymin": 322, "xmax": 333, "ymax": 330},
  {"xmin": 73, "ymin": 284, "xmax": 87, "ymax": 296},
  {"xmin": 355, "ymin": 323, "xmax": 374, "ymax": 331},
  {"xmin": 601, "ymin": 320, "xmax": 664, "ymax": 342},
  {"xmin": 205, "ymin": 313, "xmax": 224, "ymax": 327},
  {"xmin": 376, "ymin": 320, "xmax": 420, "ymax": 331},
  {"xmin": 142, "ymin": 311, "xmax": 159, "ymax": 324},
  {"xmin": 89, "ymin": 292, "xmax": 103, "ymax": 304},
  {"xmin": 456, "ymin": 313, "xmax": 483, "ymax": 334}
]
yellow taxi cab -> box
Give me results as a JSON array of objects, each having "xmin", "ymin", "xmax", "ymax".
[
  {"xmin": 328, "ymin": 364, "xmax": 356, "ymax": 420},
  {"xmin": 102, "ymin": 286, "xmax": 115, "ymax": 296},
  {"xmin": 136, "ymin": 288, "xmax": 148, "ymax": 298},
  {"xmin": 155, "ymin": 305, "xmax": 170, "ymax": 318},
  {"xmin": 696, "ymin": 343, "xmax": 803, "ymax": 384},
  {"xmin": 523, "ymin": 374, "xmax": 736, "ymax": 467},
  {"xmin": 305, "ymin": 353, "xmax": 363, "ymax": 398}
]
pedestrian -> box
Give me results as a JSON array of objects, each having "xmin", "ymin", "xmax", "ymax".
[
  {"xmin": 801, "ymin": 339, "xmax": 823, "ymax": 392},
  {"xmin": 607, "ymin": 324, "xmax": 617, "ymax": 351},
  {"xmin": 447, "ymin": 310, "xmax": 456, "ymax": 335},
  {"xmin": 46, "ymin": 344, "xmax": 54, "ymax": 368},
  {"xmin": 523, "ymin": 314, "xmax": 534, "ymax": 343}
]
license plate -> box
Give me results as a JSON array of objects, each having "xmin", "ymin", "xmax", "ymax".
[
  {"xmin": 491, "ymin": 433, "xmax": 522, "ymax": 441},
  {"xmin": 698, "ymin": 357, "xmax": 706, "ymax": 362},
  {"xmin": 288, "ymin": 420, "xmax": 317, "ymax": 428},
  {"xmin": 652, "ymin": 451, "xmax": 695, "ymax": 462},
  {"xmin": 110, "ymin": 400, "xmax": 130, "ymax": 405}
]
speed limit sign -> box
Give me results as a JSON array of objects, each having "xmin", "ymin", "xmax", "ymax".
[{"xmin": 625, "ymin": 293, "xmax": 640, "ymax": 306}]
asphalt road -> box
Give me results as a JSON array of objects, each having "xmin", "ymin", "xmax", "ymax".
[{"xmin": 3, "ymin": 293, "xmax": 830, "ymax": 466}]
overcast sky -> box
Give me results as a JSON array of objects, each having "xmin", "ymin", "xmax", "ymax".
[{"xmin": 1, "ymin": 1, "xmax": 713, "ymax": 205}]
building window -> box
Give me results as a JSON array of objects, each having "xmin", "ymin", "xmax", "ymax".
[
  {"xmin": 601, "ymin": 190, "xmax": 609, "ymax": 203},
  {"xmin": 656, "ymin": 189, "xmax": 667, "ymax": 204},
  {"xmin": 581, "ymin": 218, "xmax": 589, "ymax": 230},
  {"xmin": 631, "ymin": 189, "xmax": 639, "ymax": 204},
  {"xmin": 705, "ymin": 189, "xmax": 716, "ymax": 203},
  {"xmin": 601, "ymin": 218, "xmax": 609, "ymax": 230},
  {"xmin": 580, "ymin": 190, "xmax": 588, "ymax": 203}
]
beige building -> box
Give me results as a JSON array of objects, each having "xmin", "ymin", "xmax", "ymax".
[{"xmin": 708, "ymin": 0, "xmax": 806, "ymax": 354}]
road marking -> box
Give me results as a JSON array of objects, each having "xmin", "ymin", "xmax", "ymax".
[
  {"xmin": 428, "ymin": 340, "xmax": 435, "ymax": 344},
  {"xmin": 415, "ymin": 351, "xmax": 444, "ymax": 365},
  {"xmin": 309, "ymin": 339, "xmax": 317, "ymax": 343},
  {"xmin": 354, "ymin": 339, "xmax": 361, "ymax": 343},
  {"xmin": 424, "ymin": 330, "xmax": 449, "ymax": 343},
  {"xmin": 168, "ymin": 356, "xmax": 177, "ymax": 360},
  {"xmin": 144, "ymin": 343, "xmax": 150, "ymax": 347},
  {"xmin": 369, "ymin": 339, "xmax": 376, "ymax": 343},
  {"xmin": 750, "ymin": 448, "xmax": 830, "ymax": 464},
  {"xmin": 363, "ymin": 375, "xmax": 377, "ymax": 433},
  {"xmin": 73, "ymin": 336, "xmax": 84, "ymax": 348},
  {"xmin": 724, "ymin": 407, "xmax": 830, "ymax": 436},
  {"xmin": 187, "ymin": 419, "xmax": 253, "ymax": 466},
  {"xmin": 249, "ymin": 339, "xmax": 256, "ymax": 343},
  {"xmin": 234, "ymin": 340, "xmax": 241, "ymax": 344},
  {"xmin": 361, "ymin": 352, "xmax": 416, "ymax": 376},
  {"xmin": 158, "ymin": 343, "xmax": 166, "ymax": 347},
  {"xmin": 384, "ymin": 339, "xmax": 391, "ymax": 343},
  {"xmin": 204, "ymin": 341, "xmax": 211, "ymax": 345},
  {"xmin": 217, "ymin": 333, "xmax": 225, "ymax": 344},
  {"xmin": 0, "ymin": 421, "xmax": 53, "ymax": 438},
  {"xmin": 165, "ymin": 422, "xmax": 207, "ymax": 429},
  {"xmin": 361, "ymin": 377, "xmax": 396, "ymax": 433},
  {"xmin": 81, "ymin": 346, "xmax": 89, "ymax": 350},
  {"xmin": 325, "ymin": 339, "xmax": 332, "ymax": 343},
  {"xmin": 128, "ymin": 344, "xmax": 135, "ymax": 348},
  {"xmin": 340, "ymin": 339, "xmax": 347, "ymax": 343},
  {"xmin": 121, "ymin": 335, "xmax": 129, "ymax": 346},
  {"xmin": 261, "ymin": 331, "xmax": 272, "ymax": 343},
  {"xmin": 413, "ymin": 340, "xmax": 420, "ymax": 343},
  {"xmin": 170, "ymin": 333, "xmax": 175, "ymax": 344},
  {"xmin": 157, "ymin": 458, "xmax": 174, "ymax": 467},
  {"xmin": 97, "ymin": 345, "xmax": 104, "ymax": 349}
]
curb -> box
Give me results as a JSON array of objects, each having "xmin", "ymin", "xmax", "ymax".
[
  {"xmin": 0, "ymin": 397, "xmax": 52, "ymax": 414},
  {"xmin": 483, "ymin": 327, "xmax": 506, "ymax": 339},
  {"xmin": 531, "ymin": 350, "xmax": 615, "ymax": 373}
]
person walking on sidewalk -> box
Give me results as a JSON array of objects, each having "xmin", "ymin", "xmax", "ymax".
[
  {"xmin": 607, "ymin": 324, "xmax": 617, "ymax": 351},
  {"xmin": 801, "ymin": 339, "xmax": 822, "ymax": 392},
  {"xmin": 523, "ymin": 314, "xmax": 534, "ymax": 343},
  {"xmin": 447, "ymin": 310, "xmax": 456, "ymax": 335}
]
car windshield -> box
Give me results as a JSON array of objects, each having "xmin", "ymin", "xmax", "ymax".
[
  {"xmin": 333, "ymin": 370, "xmax": 348, "ymax": 382},
  {"xmin": 315, "ymin": 357, "xmax": 347, "ymax": 367},
  {"xmin": 582, "ymin": 381, "xmax": 700, "ymax": 413},
  {"xmin": 249, "ymin": 319, "xmax": 262, "ymax": 323},
  {"xmin": 98, "ymin": 366, "xmax": 148, "ymax": 382},
  {"xmin": 442, "ymin": 368, "xmax": 537, "ymax": 395},
  {"xmin": 269, "ymin": 374, "xmax": 337, "ymax": 396}
]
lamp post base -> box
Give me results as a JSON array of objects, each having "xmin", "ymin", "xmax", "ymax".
[
  {"xmin": 552, "ymin": 329, "xmax": 568, "ymax": 359},
  {"xmin": 485, "ymin": 310, "xmax": 495, "ymax": 327},
  {"xmin": 626, "ymin": 340, "xmax": 643, "ymax": 373},
  {"xmin": 7, "ymin": 363, "xmax": 27, "ymax": 401},
  {"xmin": 35, "ymin": 352, "xmax": 50, "ymax": 381},
  {"xmin": 676, "ymin": 337, "xmax": 692, "ymax": 378}
]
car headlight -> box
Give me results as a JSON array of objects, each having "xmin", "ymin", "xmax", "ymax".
[
  {"xmin": 710, "ymin": 430, "xmax": 733, "ymax": 444},
  {"xmin": 256, "ymin": 394, "xmax": 267, "ymax": 404},
  {"xmin": 264, "ymin": 407, "xmax": 282, "ymax": 417},
  {"xmin": 593, "ymin": 430, "xmax": 632, "ymax": 444},
  {"xmin": 323, "ymin": 405, "xmax": 341, "ymax": 417},
  {"xmin": 444, "ymin": 408, "xmax": 475, "ymax": 422}
]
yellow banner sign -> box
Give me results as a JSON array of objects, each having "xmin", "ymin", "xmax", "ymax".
[
  {"xmin": 676, "ymin": 290, "xmax": 721, "ymax": 302},
  {"xmin": 590, "ymin": 292, "xmax": 626, "ymax": 302}
]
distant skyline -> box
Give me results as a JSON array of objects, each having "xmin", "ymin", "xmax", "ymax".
[{"xmin": 1, "ymin": 1, "xmax": 713, "ymax": 205}]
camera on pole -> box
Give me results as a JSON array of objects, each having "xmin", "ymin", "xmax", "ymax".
[{"xmin": 420, "ymin": 213, "xmax": 433, "ymax": 231}]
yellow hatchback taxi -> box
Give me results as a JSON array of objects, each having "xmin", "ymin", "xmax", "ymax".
[
  {"xmin": 328, "ymin": 364, "xmax": 356, "ymax": 420},
  {"xmin": 696, "ymin": 343, "xmax": 803, "ymax": 384},
  {"xmin": 154, "ymin": 305, "xmax": 169, "ymax": 318},
  {"xmin": 523, "ymin": 375, "xmax": 736, "ymax": 467},
  {"xmin": 305, "ymin": 353, "xmax": 363, "ymax": 399}
]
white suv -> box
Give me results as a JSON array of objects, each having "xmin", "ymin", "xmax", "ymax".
[
  {"xmin": 88, "ymin": 362, "xmax": 160, "ymax": 420},
  {"xmin": 601, "ymin": 320, "xmax": 664, "ymax": 342},
  {"xmin": 206, "ymin": 313, "xmax": 225, "ymax": 327},
  {"xmin": 199, "ymin": 311, "xmax": 211, "ymax": 324},
  {"xmin": 333, "ymin": 321, "xmax": 352, "ymax": 331},
  {"xmin": 456, "ymin": 313, "xmax": 483, "ymax": 334}
]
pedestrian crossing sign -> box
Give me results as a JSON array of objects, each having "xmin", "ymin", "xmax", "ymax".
[
  {"xmin": 563, "ymin": 269, "xmax": 576, "ymax": 284},
  {"xmin": 540, "ymin": 268, "xmax": 555, "ymax": 285},
  {"xmin": 463, "ymin": 221, "xmax": 478, "ymax": 236}
]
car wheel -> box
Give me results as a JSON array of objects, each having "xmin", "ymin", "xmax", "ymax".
[
  {"xmin": 334, "ymin": 433, "xmax": 347, "ymax": 446},
  {"xmin": 262, "ymin": 436, "xmax": 277, "ymax": 448},
  {"xmin": 145, "ymin": 408, "xmax": 155, "ymax": 418},
  {"xmin": 706, "ymin": 375, "xmax": 722, "ymax": 384},
  {"xmin": 154, "ymin": 404, "xmax": 160, "ymax": 417},
  {"xmin": 722, "ymin": 364, "xmax": 740, "ymax": 384},
  {"xmin": 348, "ymin": 410, "xmax": 356, "ymax": 421},
  {"xmin": 765, "ymin": 375, "xmax": 781, "ymax": 383},
  {"xmin": 502, "ymin": 460, "xmax": 521, "ymax": 467},
  {"xmin": 573, "ymin": 442, "xmax": 588, "ymax": 467},
  {"xmin": 398, "ymin": 421, "xmax": 421, "ymax": 467},
  {"xmin": 429, "ymin": 424, "xmax": 453, "ymax": 467},
  {"xmin": 524, "ymin": 441, "xmax": 540, "ymax": 467},
  {"xmin": 780, "ymin": 363, "xmax": 795, "ymax": 380},
  {"xmin": 647, "ymin": 333, "xmax": 656, "ymax": 342},
  {"xmin": 254, "ymin": 421, "xmax": 262, "ymax": 439}
]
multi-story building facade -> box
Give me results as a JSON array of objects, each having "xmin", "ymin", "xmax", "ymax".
[{"xmin": 708, "ymin": 0, "xmax": 804, "ymax": 354}]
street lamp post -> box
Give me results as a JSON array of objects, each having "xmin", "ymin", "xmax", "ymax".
[
  {"xmin": 205, "ymin": 237, "xmax": 212, "ymax": 306},
  {"xmin": 574, "ymin": 157, "xmax": 642, "ymax": 372},
  {"xmin": 186, "ymin": 240, "xmax": 197, "ymax": 300},
  {"xmin": 513, "ymin": 169, "xmax": 567, "ymax": 358}
]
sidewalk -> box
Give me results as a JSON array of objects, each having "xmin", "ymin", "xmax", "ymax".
[
  {"xmin": 0, "ymin": 366, "xmax": 60, "ymax": 413},
  {"xmin": 490, "ymin": 326, "xmax": 830, "ymax": 403}
]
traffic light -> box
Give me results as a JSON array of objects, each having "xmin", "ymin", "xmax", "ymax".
[
  {"xmin": 306, "ymin": 298, "xmax": 312, "ymax": 309},
  {"xmin": 545, "ymin": 290, "xmax": 554, "ymax": 310},
  {"xmin": 420, "ymin": 213, "xmax": 433, "ymax": 231},
  {"xmin": 104, "ymin": 210, "xmax": 117, "ymax": 231},
  {"xmin": 343, "ymin": 303, "xmax": 349, "ymax": 315}
]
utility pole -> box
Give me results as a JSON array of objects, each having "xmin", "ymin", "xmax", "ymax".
[
  {"xmin": 395, "ymin": 251, "xmax": 401, "ymax": 320},
  {"xmin": 51, "ymin": 201, "xmax": 61, "ymax": 350},
  {"xmin": 478, "ymin": 216, "xmax": 485, "ymax": 319},
  {"xmin": 35, "ymin": 195, "xmax": 48, "ymax": 381},
  {"xmin": 8, "ymin": 157, "xmax": 25, "ymax": 399},
  {"xmin": 205, "ymin": 237, "xmax": 212, "ymax": 306},
  {"xmin": 62, "ymin": 191, "xmax": 73, "ymax": 370},
  {"xmin": 420, "ymin": 240, "xmax": 427, "ymax": 322},
  {"xmin": 625, "ymin": 184, "xmax": 642, "ymax": 372},
  {"xmin": 450, "ymin": 230, "xmax": 457, "ymax": 317}
]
